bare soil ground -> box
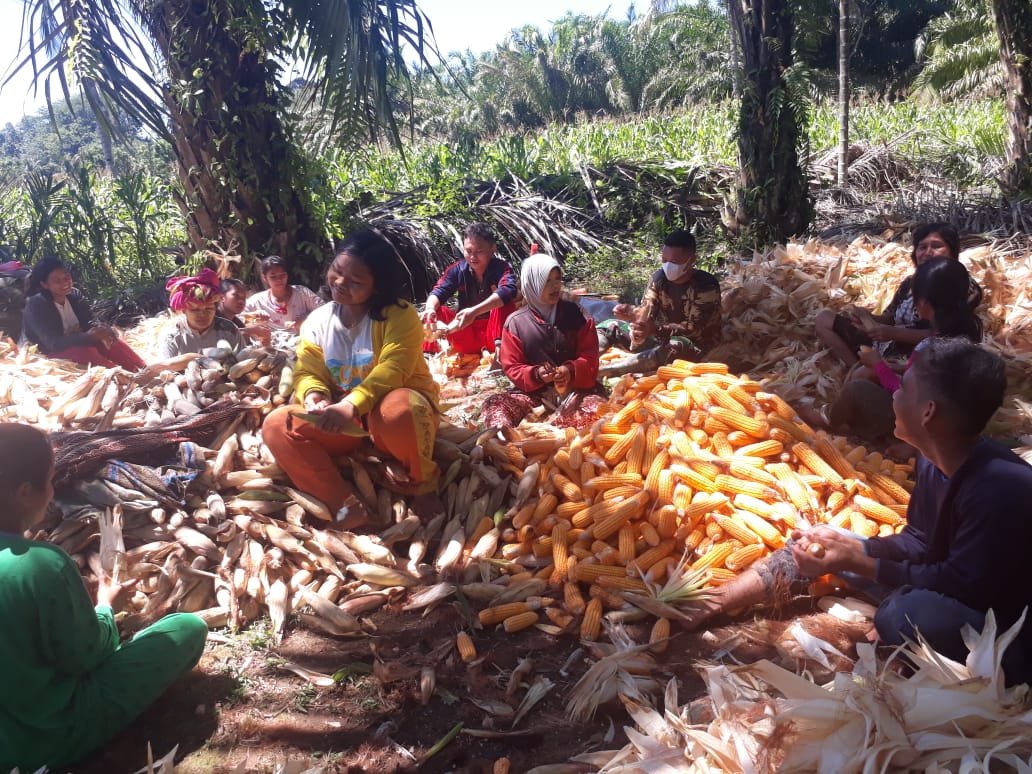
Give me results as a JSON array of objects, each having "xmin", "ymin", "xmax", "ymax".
[{"xmin": 65, "ymin": 597, "xmax": 868, "ymax": 773}]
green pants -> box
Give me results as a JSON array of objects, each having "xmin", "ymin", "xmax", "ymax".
[{"xmin": 9, "ymin": 613, "xmax": 207, "ymax": 771}]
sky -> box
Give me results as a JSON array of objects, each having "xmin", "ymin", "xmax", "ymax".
[{"xmin": 0, "ymin": 0, "xmax": 628, "ymax": 127}]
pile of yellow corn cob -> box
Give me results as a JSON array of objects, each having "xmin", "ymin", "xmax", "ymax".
[{"xmin": 470, "ymin": 359, "xmax": 912, "ymax": 643}]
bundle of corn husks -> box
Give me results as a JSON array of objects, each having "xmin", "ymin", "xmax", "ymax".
[
  {"xmin": 711, "ymin": 235, "xmax": 1032, "ymax": 440},
  {"xmin": 575, "ymin": 610, "xmax": 1032, "ymax": 773},
  {"xmin": 465, "ymin": 361, "xmax": 911, "ymax": 706}
]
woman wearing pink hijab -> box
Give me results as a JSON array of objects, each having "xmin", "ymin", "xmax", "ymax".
[{"xmin": 158, "ymin": 268, "xmax": 243, "ymax": 358}]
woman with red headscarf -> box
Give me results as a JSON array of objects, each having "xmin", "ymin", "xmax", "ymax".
[{"xmin": 159, "ymin": 269, "xmax": 243, "ymax": 358}]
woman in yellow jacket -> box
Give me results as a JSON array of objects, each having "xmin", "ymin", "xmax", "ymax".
[{"xmin": 263, "ymin": 231, "xmax": 440, "ymax": 527}]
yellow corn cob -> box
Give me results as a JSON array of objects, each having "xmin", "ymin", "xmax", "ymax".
[
  {"xmin": 655, "ymin": 468, "xmax": 675, "ymax": 504},
  {"xmin": 613, "ymin": 460, "xmax": 630, "ymax": 475},
  {"xmin": 657, "ymin": 504, "xmax": 679, "ymax": 539},
  {"xmin": 645, "ymin": 557, "xmax": 675, "ymax": 583},
  {"xmin": 649, "ymin": 618, "xmax": 671, "ymax": 654},
  {"xmin": 551, "ymin": 525, "xmax": 570, "ymax": 582},
  {"xmin": 815, "ymin": 435, "xmax": 861, "ymax": 480},
  {"xmin": 767, "ymin": 462, "xmax": 816, "ymax": 516},
  {"xmin": 690, "ymin": 457, "xmax": 724, "ymax": 480},
  {"xmin": 705, "ymin": 519, "xmax": 724, "ymax": 539},
  {"xmin": 468, "ymin": 516, "xmax": 495, "ymax": 547},
  {"xmin": 625, "ymin": 430, "xmax": 647, "ymax": 477},
  {"xmin": 585, "ymin": 472, "xmax": 644, "ymax": 491},
  {"xmin": 728, "ymin": 384, "xmax": 761, "ymax": 412},
  {"xmin": 692, "ymin": 541, "xmax": 736, "ymax": 572},
  {"xmin": 845, "ymin": 445, "xmax": 867, "ymax": 465},
  {"xmin": 612, "ymin": 398, "xmax": 644, "ymax": 427},
  {"xmin": 792, "ymin": 442, "xmax": 845, "ymax": 486},
  {"xmin": 733, "ymin": 493, "xmax": 774, "ymax": 519},
  {"xmin": 574, "ymin": 562, "xmax": 630, "ymax": 583},
  {"xmin": 545, "ymin": 607, "xmax": 575, "ymax": 628},
  {"xmin": 597, "ymin": 575, "xmax": 649, "ymax": 592},
  {"xmin": 708, "ymin": 406, "xmax": 770, "ymax": 438},
  {"xmin": 729, "ymin": 460, "xmax": 780, "ymax": 488},
  {"xmin": 628, "ymin": 538, "xmax": 677, "ymax": 574},
  {"xmin": 702, "ymin": 415, "xmax": 733, "ymax": 436},
  {"xmin": 854, "ymin": 494, "xmax": 905, "ymax": 526},
  {"xmin": 768, "ymin": 414, "xmax": 814, "ymax": 443},
  {"xmin": 681, "ymin": 526, "xmax": 706, "ymax": 550},
  {"xmin": 707, "ymin": 567, "xmax": 738, "ymax": 584},
  {"xmin": 580, "ymin": 598, "xmax": 603, "ymax": 641},
  {"xmin": 643, "ymin": 423, "xmax": 660, "ymax": 473},
  {"xmin": 479, "ymin": 602, "xmax": 535, "ymax": 626},
  {"xmin": 593, "ymin": 492, "xmax": 648, "ymax": 541},
  {"xmin": 755, "ymin": 391, "xmax": 798, "ymax": 421},
  {"xmin": 866, "ymin": 471, "xmax": 912, "ymax": 504},
  {"xmin": 849, "ymin": 511, "xmax": 879, "ymax": 538},
  {"xmin": 735, "ymin": 509, "xmax": 786, "ymax": 548},
  {"xmin": 735, "ymin": 439, "xmax": 785, "ymax": 459},
  {"xmin": 606, "ymin": 424, "xmax": 643, "ymax": 467},
  {"xmin": 550, "ymin": 471, "xmax": 581, "ymax": 502},
  {"xmin": 644, "ymin": 450, "xmax": 670, "ymax": 497},
  {"xmin": 503, "ymin": 611, "xmax": 539, "ymax": 633},
  {"xmin": 494, "ymin": 758, "xmax": 512, "ymax": 774},
  {"xmin": 671, "ymin": 463, "xmax": 719, "ymax": 494},
  {"xmin": 826, "ymin": 490, "xmax": 847, "ymax": 514},
  {"xmin": 715, "ymin": 513, "xmax": 763, "ymax": 545},
  {"xmin": 617, "ymin": 525, "xmax": 636, "ymax": 564},
  {"xmin": 456, "ymin": 631, "xmax": 477, "ymax": 663},
  {"xmin": 511, "ymin": 502, "xmax": 537, "ymax": 530},
  {"xmin": 558, "ymin": 500, "xmax": 587, "ymax": 519},
  {"xmin": 708, "ymin": 386, "xmax": 750, "ymax": 415},
  {"xmin": 597, "ymin": 545, "xmax": 621, "ymax": 565},
  {"xmin": 602, "ymin": 484, "xmax": 641, "ymax": 502},
  {"xmin": 714, "ymin": 473, "xmax": 777, "ymax": 500},
  {"xmin": 532, "ymin": 493, "xmax": 559, "ymax": 522},
  {"xmin": 658, "ymin": 364, "xmax": 694, "ymax": 380},
  {"xmin": 725, "ymin": 543, "xmax": 767, "ymax": 572},
  {"xmin": 827, "ymin": 510, "xmax": 852, "ymax": 529},
  {"xmin": 639, "ymin": 520, "xmax": 661, "ymax": 546},
  {"xmin": 725, "ymin": 430, "xmax": 753, "ymax": 447},
  {"xmin": 519, "ymin": 437, "xmax": 561, "ymax": 456},
  {"xmin": 563, "ymin": 580, "xmax": 587, "ymax": 614}
]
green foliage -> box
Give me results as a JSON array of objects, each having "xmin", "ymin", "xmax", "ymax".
[{"xmin": 913, "ymin": 0, "xmax": 1002, "ymax": 99}]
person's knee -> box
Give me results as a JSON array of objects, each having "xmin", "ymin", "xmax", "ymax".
[
  {"xmin": 814, "ymin": 309, "xmax": 836, "ymax": 332},
  {"xmin": 875, "ymin": 588, "xmax": 981, "ymax": 654},
  {"xmin": 175, "ymin": 613, "xmax": 209, "ymax": 664}
]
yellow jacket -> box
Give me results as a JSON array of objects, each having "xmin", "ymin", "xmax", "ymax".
[{"xmin": 293, "ymin": 301, "xmax": 439, "ymax": 416}]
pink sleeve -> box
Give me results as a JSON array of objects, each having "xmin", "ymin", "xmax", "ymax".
[{"xmin": 874, "ymin": 360, "xmax": 901, "ymax": 392}]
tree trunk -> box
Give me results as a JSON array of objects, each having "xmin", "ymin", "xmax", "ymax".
[
  {"xmin": 991, "ymin": 0, "xmax": 1032, "ymax": 195},
  {"xmin": 838, "ymin": 0, "xmax": 850, "ymax": 186},
  {"xmin": 147, "ymin": 0, "xmax": 328, "ymax": 281},
  {"xmin": 727, "ymin": 0, "xmax": 742, "ymax": 99},
  {"xmin": 727, "ymin": 0, "xmax": 813, "ymax": 243}
]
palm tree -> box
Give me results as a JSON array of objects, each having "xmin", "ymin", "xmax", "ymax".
[
  {"xmin": 913, "ymin": 0, "xmax": 1002, "ymax": 99},
  {"xmin": 10, "ymin": 0, "xmax": 434, "ymax": 275}
]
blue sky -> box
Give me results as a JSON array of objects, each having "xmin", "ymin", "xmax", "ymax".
[{"xmin": 0, "ymin": 0, "xmax": 629, "ymax": 126}]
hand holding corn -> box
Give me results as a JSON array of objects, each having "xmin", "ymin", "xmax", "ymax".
[{"xmin": 790, "ymin": 526, "xmax": 871, "ymax": 578}]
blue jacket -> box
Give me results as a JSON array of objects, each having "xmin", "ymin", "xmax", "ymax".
[
  {"xmin": 866, "ymin": 440, "xmax": 1032, "ymax": 629},
  {"xmin": 21, "ymin": 289, "xmax": 97, "ymax": 354}
]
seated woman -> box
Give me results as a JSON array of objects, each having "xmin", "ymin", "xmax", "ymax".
[
  {"xmin": 482, "ymin": 254, "xmax": 603, "ymax": 429},
  {"xmin": 420, "ymin": 223, "xmax": 518, "ymax": 358},
  {"xmin": 159, "ymin": 268, "xmax": 243, "ymax": 358},
  {"xmin": 262, "ymin": 231, "xmax": 442, "ymax": 527},
  {"xmin": 0, "ymin": 422, "xmax": 207, "ymax": 773},
  {"xmin": 803, "ymin": 257, "xmax": 982, "ymax": 443},
  {"xmin": 21, "ymin": 257, "xmax": 146, "ymax": 371},
  {"xmin": 814, "ymin": 222, "xmax": 982, "ymax": 366},
  {"xmin": 243, "ymin": 255, "xmax": 324, "ymax": 331}
]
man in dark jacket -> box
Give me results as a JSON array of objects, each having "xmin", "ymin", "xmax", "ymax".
[{"xmin": 679, "ymin": 337, "xmax": 1032, "ymax": 684}]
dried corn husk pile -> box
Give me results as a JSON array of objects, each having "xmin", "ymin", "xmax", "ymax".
[
  {"xmin": 575, "ymin": 610, "xmax": 1032, "ymax": 773},
  {"xmin": 710, "ymin": 235, "xmax": 1032, "ymax": 440},
  {"xmin": 471, "ymin": 361, "xmax": 911, "ymax": 671}
]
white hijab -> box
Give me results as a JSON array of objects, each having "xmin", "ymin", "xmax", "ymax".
[{"xmin": 521, "ymin": 253, "xmax": 561, "ymax": 325}]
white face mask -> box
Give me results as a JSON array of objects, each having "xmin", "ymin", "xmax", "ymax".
[{"xmin": 662, "ymin": 261, "xmax": 689, "ymax": 281}]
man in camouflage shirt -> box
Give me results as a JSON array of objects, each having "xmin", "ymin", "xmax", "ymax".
[{"xmin": 626, "ymin": 230, "xmax": 722, "ymax": 355}]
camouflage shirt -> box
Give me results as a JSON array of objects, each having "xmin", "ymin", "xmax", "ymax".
[{"xmin": 638, "ymin": 267, "xmax": 722, "ymax": 353}]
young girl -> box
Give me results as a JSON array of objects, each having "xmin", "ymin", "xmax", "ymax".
[
  {"xmin": 0, "ymin": 423, "xmax": 207, "ymax": 772},
  {"xmin": 159, "ymin": 268, "xmax": 244, "ymax": 358},
  {"xmin": 808, "ymin": 258, "xmax": 982, "ymax": 442},
  {"xmin": 243, "ymin": 255, "xmax": 324, "ymax": 331},
  {"xmin": 482, "ymin": 253, "xmax": 602, "ymax": 429},
  {"xmin": 262, "ymin": 231, "xmax": 441, "ymax": 526},
  {"xmin": 21, "ymin": 257, "xmax": 147, "ymax": 370}
]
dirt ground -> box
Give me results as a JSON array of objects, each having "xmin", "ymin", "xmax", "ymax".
[{"xmin": 65, "ymin": 596, "xmax": 868, "ymax": 774}]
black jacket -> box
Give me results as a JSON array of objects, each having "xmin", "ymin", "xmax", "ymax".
[{"xmin": 22, "ymin": 289, "xmax": 97, "ymax": 353}]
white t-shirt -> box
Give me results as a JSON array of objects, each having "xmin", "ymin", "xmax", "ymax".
[
  {"xmin": 300, "ymin": 304, "xmax": 375, "ymax": 394},
  {"xmin": 244, "ymin": 286, "xmax": 324, "ymax": 327},
  {"xmin": 53, "ymin": 299, "xmax": 81, "ymax": 335}
]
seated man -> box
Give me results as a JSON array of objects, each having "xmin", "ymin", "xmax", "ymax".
[
  {"xmin": 596, "ymin": 230, "xmax": 722, "ymax": 374},
  {"xmin": 421, "ymin": 223, "xmax": 517, "ymax": 358},
  {"xmin": 680, "ymin": 337, "xmax": 1032, "ymax": 686}
]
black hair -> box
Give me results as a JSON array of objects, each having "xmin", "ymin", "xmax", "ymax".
[
  {"xmin": 664, "ymin": 230, "xmax": 697, "ymax": 252},
  {"xmin": 911, "ymin": 222, "xmax": 960, "ymax": 264},
  {"xmin": 911, "ymin": 337, "xmax": 1005, "ymax": 436},
  {"xmin": 332, "ymin": 230, "xmax": 413, "ymax": 321},
  {"xmin": 0, "ymin": 423, "xmax": 53, "ymax": 491},
  {"xmin": 220, "ymin": 278, "xmax": 246, "ymax": 295},
  {"xmin": 463, "ymin": 222, "xmax": 497, "ymax": 246},
  {"xmin": 259, "ymin": 255, "xmax": 289, "ymax": 277},
  {"xmin": 912, "ymin": 259, "xmax": 982, "ymax": 342},
  {"xmin": 27, "ymin": 257, "xmax": 69, "ymax": 297}
]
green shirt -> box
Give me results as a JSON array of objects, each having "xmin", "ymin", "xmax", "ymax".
[{"xmin": 0, "ymin": 535, "xmax": 118, "ymax": 770}]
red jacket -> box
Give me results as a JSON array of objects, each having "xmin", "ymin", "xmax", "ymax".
[{"xmin": 500, "ymin": 301, "xmax": 599, "ymax": 393}]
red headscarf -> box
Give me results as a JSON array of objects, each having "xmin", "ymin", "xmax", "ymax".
[{"xmin": 166, "ymin": 268, "xmax": 222, "ymax": 311}]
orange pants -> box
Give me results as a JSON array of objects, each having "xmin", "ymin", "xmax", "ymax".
[{"xmin": 262, "ymin": 389, "xmax": 439, "ymax": 514}]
